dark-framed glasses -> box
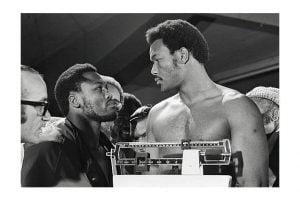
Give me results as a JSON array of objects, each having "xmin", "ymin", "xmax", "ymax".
[{"xmin": 21, "ymin": 100, "xmax": 49, "ymax": 116}]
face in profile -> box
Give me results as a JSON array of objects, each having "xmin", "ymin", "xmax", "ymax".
[
  {"xmin": 150, "ymin": 39, "xmax": 182, "ymax": 92},
  {"xmin": 21, "ymin": 72, "xmax": 50, "ymax": 143},
  {"xmin": 78, "ymin": 72, "xmax": 119, "ymax": 121}
]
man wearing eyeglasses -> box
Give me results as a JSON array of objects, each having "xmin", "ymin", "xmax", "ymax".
[
  {"xmin": 21, "ymin": 63, "xmax": 121, "ymax": 187},
  {"xmin": 21, "ymin": 66, "xmax": 63, "ymax": 166},
  {"xmin": 21, "ymin": 65, "xmax": 51, "ymax": 144}
]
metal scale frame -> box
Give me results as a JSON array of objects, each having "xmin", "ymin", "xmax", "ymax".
[{"xmin": 107, "ymin": 139, "xmax": 232, "ymax": 175}]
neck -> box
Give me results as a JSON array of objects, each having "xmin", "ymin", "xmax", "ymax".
[
  {"xmin": 179, "ymin": 61, "xmax": 219, "ymax": 105},
  {"xmin": 67, "ymin": 112, "xmax": 102, "ymax": 148}
]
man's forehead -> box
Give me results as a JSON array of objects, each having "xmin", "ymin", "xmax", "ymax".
[
  {"xmin": 150, "ymin": 39, "xmax": 161, "ymax": 53},
  {"xmin": 21, "ymin": 72, "xmax": 47, "ymax": 100},
  {"xmin": 149, "ymin": 39, "xmax": 169, "ymax": 58},
  {"xmin": 82, "ymin": 71, "xmax": 104, "ymax": 84}
]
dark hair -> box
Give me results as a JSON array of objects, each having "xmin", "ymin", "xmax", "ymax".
[
  {"xmin": 145, "ymin": 19, "xmax": 209, "ymax": 64},
  {"xmin": 54, "ymin": 63, "xmax": 97, "ymax": 116}
]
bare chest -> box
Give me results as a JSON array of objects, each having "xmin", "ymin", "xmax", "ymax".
[
  {"xmin": 188, "ymin": 109, "xmax": 230, "ymax": 141},
  {"xmin": 151, "ymin": 107, "xmax": 190, "ymax": 142},
  {"xmin": 151, "ymin": 105, "xmax": 230, "ymax": 142}
]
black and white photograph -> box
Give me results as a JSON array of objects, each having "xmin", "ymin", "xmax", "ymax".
[
  {"xmin": 20, "ymin": 13, "xmax": 279, "ymax": 188},
  {"xmin": 2, "ymin": 0, "xmax": 300, "ymax": 198}
]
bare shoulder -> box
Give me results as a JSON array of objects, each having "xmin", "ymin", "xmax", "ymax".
[
  {"xmin": 218, "ymin": 86, "xmax": 263, "ymax": 134},
  {"xmin": 218, "ymin": 86, "xmax": 259, "ymax": 116},
  {"xmin": 149, "ymin": 94, "xmax": 184, "ymax": 115},
  {"xmin": 217, "ymin": 86, "xmax": 268, "ymax": 186}
]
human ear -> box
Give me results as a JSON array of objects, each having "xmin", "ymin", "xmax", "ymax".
[
  {"xmin": 68, "ymin": 93, "xmax": 80, "ymax": 108},
  {"xmin": 176, "ymin": 47, "xmax": 189, "ymax": 64}
]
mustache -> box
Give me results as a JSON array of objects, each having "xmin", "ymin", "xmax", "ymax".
[{"xmin": 153, "ymin": 75, "xmax": 162, "ymax": 79}]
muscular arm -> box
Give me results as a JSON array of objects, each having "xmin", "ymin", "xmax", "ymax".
[{"xmin": 226, "ymin": 95, "xmax": 269, "ymax": 187}]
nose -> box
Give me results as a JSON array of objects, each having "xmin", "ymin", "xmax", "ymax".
[
  {"xmin": 42, "ymin": 110, "xmax": 51, "ymax": 121},
  {"xmin": 151, "ymin": 63, "xmax": 158, "ymax": 76}
]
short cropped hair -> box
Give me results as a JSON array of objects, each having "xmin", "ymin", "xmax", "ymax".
[
  {"xmin": 54, "ymin": 63, "xmax": 97, "ymax": 116},
  {"xmin": 145, "ymin": 19, "xmax": 209, "ymax": 64}
]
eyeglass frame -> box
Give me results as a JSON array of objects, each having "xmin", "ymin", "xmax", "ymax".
[{"xmin": 21, "ymin": 100, "xmax": 49, "ymax": 117}]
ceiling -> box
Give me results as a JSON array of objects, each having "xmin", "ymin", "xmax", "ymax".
[{"xmin": 21, "ymin": 13, "xmax": 279, "ymax": 116}]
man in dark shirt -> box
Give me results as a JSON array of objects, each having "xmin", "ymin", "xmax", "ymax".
[{"xmin": 21, "ymin": 63, "xmax": 122, "ymax": 187}]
